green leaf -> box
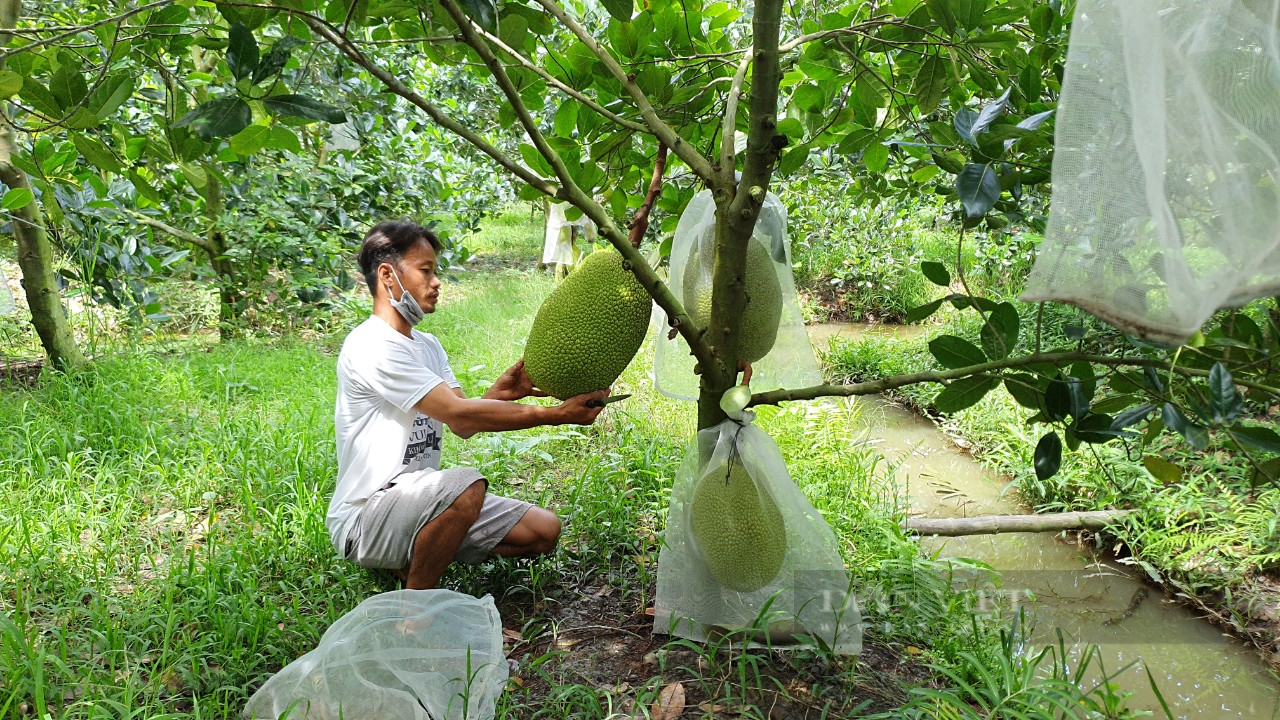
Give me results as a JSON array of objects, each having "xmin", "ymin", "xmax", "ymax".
[
  {"xmin": 230, "ymin": 124, "xmax": 271, "ymax": 155},
  {"xmin": 1111, "ymin": 403, "xmax": 1155, "ymax": 431},
  {"xmin": 180, "ymin": 163, "xmax": 208, "ymax": 189},
  {"xmin": 970, "ymin": 87, "xmax": 1011, "ymax": 138},
  {"xmin": 87, "ymin": 74, "xmax": 134, "ymax": 119},
  {"xmin": 929, "ymin": 335, "xmax": 986, "ymax": 369},
  {"xmin": 912, "ymin": 55, "xmax": 948, "ymax": 116},
  {"xmin": 553, "ymin": 102, "xmax": 579, "ymax": 137},
  {"xmin": 957, "ymin": 163, "xmax": 999, "ymax": 218},
  {"xmin": 457, "ymin": 0, "xmax": 498, "ymax": 34},
  {"xmin": 979, "ymin": 302, "xmax": 1019, "ymax": 360},
  {"xmin": 1208, "ymin": 362, "xmax": 1244, "ymax": 423},
  {"xmin": 1228, "ymin": 426, "xmax": 1280, "ymax": 454},
  {"xmin": 49, "ymin": 66, "xmax": 89, "ymax": 110},
  {"xmin": 1143, "ymin": 455, "xmax": 1183, "ymax": 484},
  {"xmin": 601, "ymin": 0, "xmax": 632, "ymax": 22},
  {"xmin": 905, "ymin": 298, "xmax": 944, "ymax": 324},
  {"xmin": 1029, "ymin": 427, "xmax": 1059, "ymax": 479},
  {"xmin": 776, "ymin": 118, "xmax": 804, "ymax": 138},
  {"xmin": 1004, "ymin": 374, "xmax": 1043, "ymax": 410},
  {"xmin": 1030, "ymin": 4, "xmax": 1053, "ymax": 35},
  {"xmin": 1072, "ymin": 413, "xmax": 1118, "ymax": 443},
  {"xmin": 921, "ymin": 261, "xmax": 950, "ymax": 286},
  {"xmin": 792, "ymin": 84, "xmax": 824, "ymax": 113},
  {"xmin": 251, "ymin": 37, "xmax": 304, "ymax": 85},
  {"xmin": 265, "ymin": 126, "xmax": 302, "ymax": 153},
  {"xmin": 1034, "ymin": 431, "xmax": 1062, "ymax": 481},
  {"xmin": 72, "ymin": 134, "xmax": 123, "ymax": 173},
  {"xmin": 934, "ymin": 375, "xmax": 998, "ymax": 413},
  {"xmin": 174, "ymin": 97, "xmax": 252, "ymax": 139},
  {"xmin": 862, "ymin": 142, "xmax": 889, "ymax": 173},
  {"xmin": 226, "ymin": 23, "xmax": 259, "ymax": 81},
  {"xmin": 932, "ymin": 151, "xmax": 965, "ymax": 175},
  {"xmin": 1162, "ymin": 404, "xmax": 1208, "ymax": 450},
  {"xmin": 1252, "ymin": 457, "xmax": 1280, "ymax": 485},
  {"xmin": 19, "ymin": 77, "xmax": 63, "ymax": 117},
  {"xmin": 925, "ymin": 0, "xmax": 957, "ymax": 34},
  {"xmin": 519, "ymin": 143, "xmax": 553, "ymax": 176},
  {"xmin": 1, "ymin": 188, "xmax": 34, "ymax": 210},
  {"xmin": 778, "ymin": 146, "xmax": 809, "ymax": 175},
  {"xmin": 1045, "ymin": 378, "xmax": 1071, "ymax": 422},
  {"xmin": 263, "ymin": 94, "xmax": 347, "ymax": 124},
  {"xmin": 0, "ymin": 70, "xmax": 21, "ymax": 98}
]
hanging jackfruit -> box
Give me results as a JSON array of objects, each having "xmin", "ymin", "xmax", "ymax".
[
  {"xmin": 689, "ymin": 457, "xmax": 788, "ymax": 592},
  {"xmin": 682, "ymin": 236, "xmax": 782, "ymax": 362},
  {"xmin": 523, "ymin": 249, "xmax": 651, "ymax": 400}
]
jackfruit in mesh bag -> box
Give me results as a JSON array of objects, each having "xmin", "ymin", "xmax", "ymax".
[
  {"xmin": 654, "ymin": 189, "xmax": 821, "ymax": 400},
  {"xmin": 654, "ymin": 411, "xmax": 861, "ymax": 654},
  {"xmin": 243, "ymin": 590, "xmax": 507, "ymax": 720}
]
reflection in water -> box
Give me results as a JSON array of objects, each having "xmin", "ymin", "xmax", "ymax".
[{"xmin": 810, "ymin": 323, "xmax": 1280, "ymax": 719}]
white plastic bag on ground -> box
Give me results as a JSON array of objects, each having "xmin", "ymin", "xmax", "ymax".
[
  {"xmin": 243, "ymin": 590, "xmax": 507, "ymax": 720},
  {"xmin": 1023, "ymin": 0, "xmax": 1280, "ymax": 344},
  {"xmin": 654, "ymin": 189, "xmax": 821, "ymax": 400},
  {"xmin": 654, "ymin": 412, "xmax": 861, "ymax": 655}
]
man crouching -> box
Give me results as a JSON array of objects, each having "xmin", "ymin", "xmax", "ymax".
[{"xmin": 329, "ymin": 221, "xmax": 607, "ymax": 589}]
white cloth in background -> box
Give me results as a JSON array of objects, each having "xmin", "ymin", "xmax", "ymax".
[
  {"xmin": 542, "ymin": 201, "xmax": 596, "ymax": 266},
  {"xmin": 329, "ymin": 315, "xmax": 462, "ymax": 556}
]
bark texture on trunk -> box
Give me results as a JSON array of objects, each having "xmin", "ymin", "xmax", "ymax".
[{"xmin": 0, "ymin": 0, "xmax": 86, "ymax": 369}]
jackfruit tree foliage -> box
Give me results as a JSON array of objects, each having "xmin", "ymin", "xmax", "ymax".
[
  {"xmin": 523, "ymin": 249, "xmax": 652, "ymax": 399},
  {"xmin": 689, "ymin": 457, "xmax": 788, "ymax": 592}
]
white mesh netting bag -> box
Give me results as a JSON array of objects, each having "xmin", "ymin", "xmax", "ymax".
[
  {"xmin": 1022, "ymin": 0, "xmax": 1280, "ymax": 345},
  {"xmin": 654, "ymin": 411, "xmax": 862, "ymax": 654},
  {"xmin": 243, "ymin": 590, "xmax": 508, "ymax": 720},
  {"xmin": 542, "ymin": 200, "xmax": 594, "ymax": 267},
  {"xmin": 654, "ymin": 189, "xmax": 822, "ymax": 400}
]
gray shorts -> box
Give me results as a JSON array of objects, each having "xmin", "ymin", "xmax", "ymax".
[{"xmin": 344, "ymin": 467, "xmax": 534, "ymax": 569}]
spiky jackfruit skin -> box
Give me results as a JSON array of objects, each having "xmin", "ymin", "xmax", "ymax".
[
  {"xmin": 683, "ymin": 238, "xmax": 782, "ymax": 362},
  {"xmin": 523, "ymin": 249, "xmax": 651, "ymax": 400},
  {"xmin": 689, "ymin": 459, "xmax": 787, "ymax": 592}
]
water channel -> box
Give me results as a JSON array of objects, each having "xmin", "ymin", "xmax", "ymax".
[{"xmin": 809, "ymin": 322, "xmax": 1280, "ymax": 719}]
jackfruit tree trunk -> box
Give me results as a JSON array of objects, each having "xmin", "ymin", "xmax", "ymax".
[
  {"xmin": 697, "ymin": 0, "xmax": 785, "ymax": 430},
  {"xmin": 0, "ymin": 0, "xmax": 87, "ymax": 370},
  {"xmin": 201, "ymin": 172, "xmax": 241, "ymax": 340}
]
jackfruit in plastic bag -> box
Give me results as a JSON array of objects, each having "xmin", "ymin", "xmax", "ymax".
[
  {"xmin": 654, "ymin": 189, "xmax": 822, "ymax": 400},
  {"xmin": 243, "ymin": 590, "xmax": 507, "ymax": 720},
  {"xmin": 654, "ymin": 411, "xmax": 861, "ymax": 654}
]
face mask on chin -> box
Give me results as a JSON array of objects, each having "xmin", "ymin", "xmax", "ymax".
[{"xmin": 386, "ymin": 267, "xmax": 426, "ymax": 326}]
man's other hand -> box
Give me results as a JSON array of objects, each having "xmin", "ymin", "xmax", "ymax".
[
  {"xmin": 559, "ymin": 389, "xmax": 610, "ymax": 425},
  {"xmin": 484, "ymin": 359, "xmax": 549, "ymax": 401}
]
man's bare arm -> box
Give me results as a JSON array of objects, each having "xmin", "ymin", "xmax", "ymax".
[{"xmin": 414, "ymin": 384, "xmax": 607, "ymax": 440}]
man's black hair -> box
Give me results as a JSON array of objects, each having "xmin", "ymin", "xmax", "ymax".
[{"xmin": 358, "ymin": 221, "xmax": 442, "ymax": 296}]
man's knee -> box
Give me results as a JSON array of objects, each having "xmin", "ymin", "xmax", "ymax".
[
  {"xmin": 452, "ymin": 480, "xmax": 486, "ymax": 522},
  {"xmin": 528, "ymin": 507, "xmax": 561, "ymax": 555}
]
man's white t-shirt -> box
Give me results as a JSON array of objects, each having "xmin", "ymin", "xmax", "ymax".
[{"xmin": 329, "ymin": 316, "xmax": 462, "ymax": 555}]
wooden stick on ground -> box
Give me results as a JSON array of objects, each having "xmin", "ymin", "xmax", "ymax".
[{"xmin": 903, "ymin": 510, "xmax": 1133, "ymax": 537}]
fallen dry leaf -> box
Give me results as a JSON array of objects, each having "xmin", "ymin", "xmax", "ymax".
[
  {"xmin": 651, "ymin": 681, "xmax": 685, "ymax": 720},
  {"xmin": 644, "ymin": 607, "xmax": 656, "ymax": 617},
  {"xmin": 502, "ymin": 628, "xmax": 522, "ymax": 641}
]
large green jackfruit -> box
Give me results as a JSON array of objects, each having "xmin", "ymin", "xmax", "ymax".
[
  {"xmin": 523, "ymin": 249, "xmax": 651, "ymax": 400},
  {"xmin": 683, "ymin": 237, "xmax": 782, "ymax": 362},
  {"xmin": 689, "ymin": 459, "xmax": 787, "ymax": 592}
]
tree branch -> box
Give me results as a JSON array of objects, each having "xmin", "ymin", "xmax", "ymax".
[
  {"xmin": 295, "ymin": 12, "xmax": 556, "ymax": 196},
  {"xmin": 529, "ymin": 0, "xmax": 717, "ymax": 183},
  {"xmin": 719, "ymin": 48, "xmax": 752, "ymax": 186},
  {"xmin": 475, "ymin": 26, "xmax": 650, "ymax": 134},
  {"xmin": 627, "ymin": 144, "xmax": 667, "ymax": 248},
  {"xmin": 126, "ymin": 211, "xmax": 213, "ymax": 253},
  {"xmin": 749, "ymin": 351, "xmax": 1280, "ymax": 406}
]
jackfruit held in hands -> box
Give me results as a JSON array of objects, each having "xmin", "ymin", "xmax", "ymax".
[
  {"xmin": 523, "ymin": 249, "xmax": 651, "ymax": 400},
  {"xmin": 683, "ymin": 237, "xmax": 782, "ymax": 362},
  {"xmin": 689, "ymin": 458, "xmax": 787, "ymax": 592}
]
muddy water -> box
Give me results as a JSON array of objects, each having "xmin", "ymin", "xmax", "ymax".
[{"xmin": 810, "ymin": 322, "xmax": 1280, "ymax": 719}]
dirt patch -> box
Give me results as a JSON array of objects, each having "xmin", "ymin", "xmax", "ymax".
[
  {"xmin": 0, "ymin": 358, "xmax": 44, "ymax": 386},
  {"xmin": 490, "ymin": 577, "xmax": 928, "ymax": 718}
]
